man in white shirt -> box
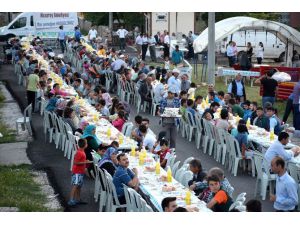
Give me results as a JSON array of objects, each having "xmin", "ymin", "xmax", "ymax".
[
  {"xmin": 148, "ymin": 34, "xmax": 157, "ymax": 62},
  {"xmin": 140, "ymin": 124, "xmax": 157, "ymax": 150},
  {"xmin": 264, "ymin": 132, "xmax": 300, "ymax": 168},
  {"xmin": 88, "ymin": 26, "xmax": 98, "ymax": 41},
  {"xmin": 116, "ymin": 26, "xmax": 128, "ymax": 52},
  {"xmin": 154, "ymin": 78, "xmax": 166, "ymax": 104},
  {"xmin": 226, "ymin": 41, "xmax": 236, "ymax": 67},
  {"xmin": 111, "ymin": 55, "xmax": 127, "ymax": 72},
  {"xmin": 135, "ymin": 33, "xmax": 143, "ymax": 58},
  {"xmin": 167, "ymin": 68, "xmax": 181, "ymax": 95},
  {"xmin": 141, "ymin": 33, "xmax": 149, "ymax": 61},
  {"xmin": 57, "ymin": 25, "xmax": 66, "ymax": 53},
  {"xmin": 163, "ymin": 30, "xmax": 170, "ymax": 58}
]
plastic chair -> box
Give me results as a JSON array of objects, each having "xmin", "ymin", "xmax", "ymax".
[
  {"xmin": 195, "ymin": 114, "xmax": 203, "ymax": 149},
  {"xmin": 43, "ymin": 111, "xmax": 54, "ymax": 143},
  {"xmin": 105, "ymin": 172, "xmax": 128, "ymax": 212},
  {"xmin": 235, "ymin": 192, "xmax": 247, "ymax": 202},
  {"xmin": 150, "ymin": 90, "xmax": 160, "ymax": 116},
  {"xmin": 171, "ymin": 161, "xmax": 181, "ymax": 177},
  {"xmin": 175, "ymin": 167, "xmax": 186, "ymax": 181},
  {"xmin": 16, "ymin": 104, "xmax": 32, "ymax": 136},
  {"xmin": 63, "ymin": 123, "xmax": 73, "ymax": 158},
  {"xmin": 166, "ymin": 153, "xmax": 176, "ymax": 169},
  {"xmin": 181, "ymin": 170, "xmax": 193, "ymax": 188},
  {"xmin": 39, "ymin": 97, "xmax": 47, "ymax": 116},
  {"xmin": 202, "ymin": 119, "xmax": 214, "ymax": 155},
  {"xmin": 183, "ymin": 157, "xmax": 194, "ymax": 165},
  {"xmin": 253, "ymin": 152, "xmax": 276, "ymax": 200},
  {"xmin": 215, "ymin": 128, "xmax": 227, "ymax": 164},
  {"xmin": 235, "ymin": 205, "xmax": 246, "ymax": 212},
  {"xmin": 287, "ymin": 162, "xmax": 300, "ymax": 183},
  {"xmin": 121, "ymin": 122, "xmax": 134, "ymax": 137},
  {"xmin": 185, "ymin": 111, "xmax": 197, "ymax": 142},
  {"xmin": 228, "ymin": 201, "xmax": 243, "ymax": 211}
]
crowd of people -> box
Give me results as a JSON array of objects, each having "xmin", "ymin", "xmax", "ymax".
[{"xmin": 6, "ymin": 23, "xmax": 300, "ymax": 212}]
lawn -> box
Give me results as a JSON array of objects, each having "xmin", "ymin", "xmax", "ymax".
[
  {"xmin": 0, "ymin": 165, "xmax": 50, "ymax": 212},
  {"xmin": 0, "ymin": 88, "xmax": 16, "ymax": 143}
]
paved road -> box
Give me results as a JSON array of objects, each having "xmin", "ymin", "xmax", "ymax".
[{"xmin": 0, "ymin": 59, "xmax": 274, "ymax": 212}]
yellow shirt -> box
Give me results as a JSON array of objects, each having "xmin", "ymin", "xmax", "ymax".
[
  {"xmin": 27, "ymin": 73, "xmax": 39, "ymax": 92},
  {"xmin": 97, "ymin": 49, "xmax": 106, "ymax": 56}
]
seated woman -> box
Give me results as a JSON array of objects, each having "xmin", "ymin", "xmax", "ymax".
[
  {"xmin": 216, "ymin": 109, "xmax": 232, "ymax": 132},
  {"xmin": 235, "ymin": 124, "xmax": 254, "ymax": 159},
  {"xmin": 81, "ymin": 124, "xmax": 102, "ymax": 178},
  {"xmin": 112, "ymin": 110, "xmax": 126, "ymax": 132},
  {"xmin": 98, "ymin": 142, "xmax": 119, "ymax": 177},
  {"xmin": 206, "ymin": 175, "xmax": 233, "ymax": 212},
  {"xmin": 62, "ymin": 107, "xmax": 79, "ymax": 134}
]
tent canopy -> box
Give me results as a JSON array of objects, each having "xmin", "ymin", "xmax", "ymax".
[{"xmin": 193, "ymin": 16, "xmax": 300, "ymax": 53}]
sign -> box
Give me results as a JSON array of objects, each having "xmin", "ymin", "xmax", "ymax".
[
  {"xmin": 34, "ymin": 12, "xmax": 77, "ymax": 30},
  {"xmin": 217, "ymin": 68, "xmax": 260, "ymax": 77}
]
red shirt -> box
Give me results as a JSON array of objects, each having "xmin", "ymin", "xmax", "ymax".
[{"xmin": 72, "ymin": 148, "xmax": 86, "ymax": 174}]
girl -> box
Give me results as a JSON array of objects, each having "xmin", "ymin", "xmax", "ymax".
[{"xmin": 112, "ymin": 110, "xmax": 126, "ymax": 132}]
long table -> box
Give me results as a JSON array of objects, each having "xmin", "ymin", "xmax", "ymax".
[{"xmin": 128, "ymin": 154, "xmax": 212, "ymax": 212}]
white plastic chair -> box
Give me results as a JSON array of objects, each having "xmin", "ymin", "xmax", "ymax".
[
  {"xmin": 202, "ymin": 119, "xmax": 214, "ymax": 155},
  {"xmin": 185, "ymin": 111, "xmax": 197, "ymax": 142},
  {"xmin": 181, "ymin": 170, "xmax": 193, "ymax": 188},
  {"xmin": 195, "ymin": 114, "xmax": 203, "ymax": 149},
  {"xmin": 183, "ymin": 157, "xmax": 194, "ymax": 165},
  {"xmin": 121, "ymin": 122, "xmax": 134, "ymax": 137},
  {"xmin": 228, "ymin": 200, "xmax": 243, "ymax": 211},
  {"xmin": 63, "ymin": 123, "xmax": 73, "ymax": 158},
  {"xmin": 43, "ymin": 111, "xmax": 54, "ymax": 143},
  {"xmin": 16, "ymin": 104, "xmax": 32, "ymax": 136},
  {"xmin": 150, "ymin": 90, "xmax": 160, "ymax": 116},
  {"xmin": 215, "ymin": 128, "xmax": 227, "ymax": 164},
  {"xmin": 171, "ymin": 161, "xmax": 181, "ymax": 177},
  {"xmin": 175, "ymin": 167, "xmax": 186, "ymax": 182},
  {"xmin": 166, "ymin": 153, "xmax": 176, "ymax": 169},
  {"xmin": 253, "ymin": 151, "xmax": 276, "ymax": 200}
]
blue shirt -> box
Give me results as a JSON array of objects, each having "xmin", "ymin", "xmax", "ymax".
[
  {"xmin": 113, "ymin": 166, "xmax": 135, "ymax": 197},
  {"xmin": 167, "ymin": 76, "xmax": 181, "ymax": 94},
  {"xmin": 75, "ymin": 30, "xmax": 82, "ymax": 42},
  {"xmin": 159, "ymin": 97, "xmax": 181, "ymax": 114},
  {"xmin": 243, "ymin": 109, "xmax": 252, "ymax": 121},
  {"xmin": 172, "ymin": 50, "xmax": 183, "ymax": 64},
  {"xmin": 235, "ymin": 132, "xmax": 248, "ymax": 149},
  {"xmin": 187, "ymin": 107, "xmax": 196, "ymax": 124},
  {"xmin": 274, "ymin": 171, "xmax": 298, "ymax": 211}
]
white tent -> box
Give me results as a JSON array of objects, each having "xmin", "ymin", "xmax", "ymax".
[{"xmin": 193, "ymin": 16, "xmax": 300, "ymax": 66}]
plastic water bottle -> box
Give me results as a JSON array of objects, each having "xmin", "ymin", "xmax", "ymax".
[{"xmin": 167, "ymin": 166, "xmax": 172, "ymax": 183}]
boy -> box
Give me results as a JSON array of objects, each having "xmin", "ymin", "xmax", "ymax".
[
  {"xmin": 208, "ymin": 91, "xmax": 220, "ymax": 104},
  {"xmin": 193, "ymin": 95, "xmax": 203, "ymax": 111},
  {"xmin": 186, "ymin": 99, "xmax": 196, "ymax": 120},
  {"xmin": 206, "ymin": 175, "xmax": 233, "ymax": 212},
  {"xmin": 179, "ymin": 90, "xmax": 188, "ymax": 101},
  {"xmin": 153, "ymin": 139, "xmax": 171, "ymax": 168},
  {"xmin": 253, "ymin": 107, "xmax": 270, "ymax": 131},
  {"xmin": 266, "ymin": 107, "xmax": 283, "ymax": 135},
  {"xmin": 97, "ymin": 99, "xmax": 110, "ymax": 116},
  {"xmin": 250, "ymin": 101, "xmax": 258, "ymax": 124},
  {"xmin": 68, "ymin": 138, "xmax": 92, "ymax": 206},
  {"xmin": 217, "ymin": 91, "xmax": 225, "ymax": 106},
  {"xmin": 242, "ymin": 100, "xmax": 252, "ymax": 121},
  {"xmin": 188, "ymin": 82, "xmax": 196, "ymax": 99}
]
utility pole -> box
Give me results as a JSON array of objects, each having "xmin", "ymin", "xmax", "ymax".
[
  {"xmin": 207, "ymin": 12, "xmax": 215, "ymax": 85},
  {"xmin": 109, "ymin": 12, "xmax": 113, "ymax": 29}
]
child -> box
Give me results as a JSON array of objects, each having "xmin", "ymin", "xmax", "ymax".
[
  {"xmin": 179, "ymin": 99, "xmax": 187, "ymax": 122},
  {"xmin": 97, "ymin": 99, "xmax": 110, "ymax": 116},
  {"xmin": 179, "ymin": 90, "xmax": 188, "ymax": 101},
  {"xmin": 164, "ymin": 56, "xmax": 170, "ymax": 70},
  {"xmin": 208, "ymin": 91, "xmax": 220, "ymax": 104},
  {"xmin": 186, "ymin": 99, "xmax": 196, "ymax": 121},
  {"xmin": 206, "ymin": 175, "xmax": 233, "ymax": 212},
  {"xmin": 188, "ymin": 82, "xmax": 196, "ymax": 99},
  {"xmin": 93, "ymin": 144, "xmax": 108, "ymax": 162},
  {"xmin": 68, "ymin": 138, "xmax": 92, "ymax": 206},
  {"xmin": 194, "ymin": 95, "xmax": 203, "ymax": 111},
  {"xmin": 112, "ymin": 110, "xmax": 126, "ymax": 132},
  {"xmin": 154, "ymin": 139, "xmax": 171, "ymax": 169},
  {"xmin": 242, "ymin": 100, "xmax": 252, "ymax": 121},
  {"xmin": 235, "ymin": 124, "xmax": 253, "ymax": 159},
  {"xmin": 217, "ymin": 91, "xmax": 225, "ymax": 106}
]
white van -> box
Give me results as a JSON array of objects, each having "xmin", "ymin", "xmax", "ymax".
[
  {"xmin": 0, "ymin": 12, "xmax": 78, "ymax": 41},
  {"xmin": 219, "ymin": 30, "xmax": 286, "ymax": 62}
]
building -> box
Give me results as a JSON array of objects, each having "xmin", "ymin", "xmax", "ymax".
[{"xmin": 144, "ymin": 12, "xmax": 206, "ymax": 36}]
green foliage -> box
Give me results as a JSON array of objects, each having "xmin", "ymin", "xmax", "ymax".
[
  {"xmin": 0, "ymin": 165, "xmax": 50, "ymax": 212},
  {"xmin": 82, "ymin": 12, "xmax": 144, "ymax": 30}
]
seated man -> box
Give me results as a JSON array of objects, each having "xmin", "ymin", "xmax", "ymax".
[
  {"xmin": 202, "ymin": 102, "xmax": 220, "ymax": 119},
  {"xmin": 161, "ymin": 197, "xmax": 177, "ymax": 212},
  {"xmin": 253, "ymin": 107, "xmax": 269, "ymax": 130},
  {"xmin": 113, "ymin": 153, "xmax": 139, "ymax": 205},
  {"xmin": 242, "ymin": 100, "xmax": 252, "ymax": 121},
  {"xmin": 188, "ymin": 159, "xmax": 207, "ymax": 195},
  {"xmin": 140, "ymin": 124, "xmax": 157, "ymax": 150},
  {"xmin": 228, "ymin": 98, "xmax": 244, "ymax": 118},
  {"xmin": 186, "ymin": 99, "xmax": 196, "ymax": 122},
  {"xmin": 264, "ymin": 132, "xmax": 300, "ymax": 168}
]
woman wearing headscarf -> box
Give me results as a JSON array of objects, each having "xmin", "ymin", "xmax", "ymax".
[
  {"xmin": 98, "ymin": 144, "xmax": 119, "ymax": 176},
  {"xmin": 81, "ymin": 124, "xmax": 101, "ymax": 177}
]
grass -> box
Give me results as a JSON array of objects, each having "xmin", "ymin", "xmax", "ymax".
[
  {"xmin": 0, "ymin": 88, "xmax": 16, "ymax": 143},
  {"xmin": 0, "ymin": 165, "xmax": 50, "ymax": 212},
  {"xmin": 149, "ymin": 61, "xmax": 291, "ymax": 124}
]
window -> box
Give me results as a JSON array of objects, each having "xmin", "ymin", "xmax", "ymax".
[
  {"xmin": 30, "ymin": 16, "xmax": 34, "ymax": 27},
  {"xmin": 9, "ymin": 17, "xmax": 27, "ymax": 29},
  {"xmin": 156, "ymin": 13, "xmax": 167, "ymax": 22}
]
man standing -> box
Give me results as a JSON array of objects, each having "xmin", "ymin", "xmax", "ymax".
[
  {"xmin": 138, "ymin": 75, "xmax": 153, "ymax": 109},
  {"xmin": 292, "ymin": 77, "xmax": 300, "ymax": 130},
  {"xmin": 270, "ymin": 157, "xmax": 298, "ymax": 212},
  {"xmin": 26, "ymin": 68, "xmax": 40, "ymax": 112},
  {"xmin": 167, "ymin": 68, "xmax": 181, "ymax": 95},
  {"xmin": 116, "ymin": 26, "xmax": 128, "ymax": 52},
  {"xmin": 88, "ymin": 26, "xmax": 98, "ymax": 42},
  {"xmin": 135, "ymin": 33, "xmax": 143, "ymax": 58},
  {"xmin": 74, "ymin": 26, "xmax": 81, "ymax": 42},
  {"xmin": 163, "ymin": 30, "xmax": 170, "ymax": 59},
  {"xmin": 226, "ymin": 41, "xmax": 236, "ymax": 67},
  {"xmin": 264, "ymin": 132, "xmax": 300, "ymax": 168},
  {"xmin": 148, "ymin": 34, "xmax": 157, "ymax": 62},
  {"xmin": 141, "ymin": 33, "xmax": 149, "ymax": 61},
  {"xmin": 171, "ymin": 45, "xmax": 184, "ymax": 66},
  {"xmin": 113, "ymin": 153, "xmax": 139, "ymax": 204},
  {"xmin": 254, "ymin": 69, "xmax": 278, "ymax": 108},
  {"xmin": 57, "ymin": 25, "xmax": 66, "ymax": 53},
  {"xmin": 227, "ymin": 73, "xmax": 246, "ymax": 102}
]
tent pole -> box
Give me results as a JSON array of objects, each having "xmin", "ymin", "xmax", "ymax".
[{"xmin": 207, "ymin": 12, "xmax": 215, "ymax": 85}]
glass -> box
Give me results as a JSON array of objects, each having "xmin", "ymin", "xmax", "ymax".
[{"xmin": 9, "ymin": 17, "xmax": 27, "ymax": 29}]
